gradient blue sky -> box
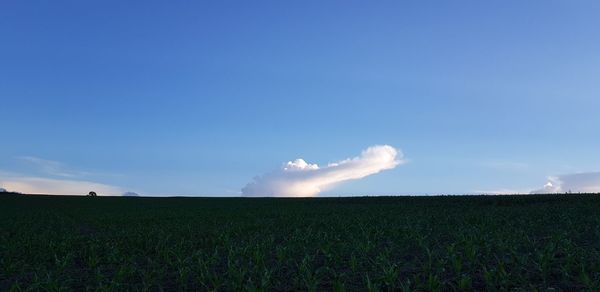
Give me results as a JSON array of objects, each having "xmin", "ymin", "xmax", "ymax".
[{"xmin": 1, "ymin": 1, "xmax": 599, "ymax": 196}]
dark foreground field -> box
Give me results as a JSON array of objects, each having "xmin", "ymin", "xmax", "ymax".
[{"xmin": 1, "ymin": 195, "xmax": 600, "ymax": 291}]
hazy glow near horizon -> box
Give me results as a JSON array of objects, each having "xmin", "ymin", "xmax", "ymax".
[{"xmin": 0, "ymin": 176, "xmax": 123, "ymax": 196}]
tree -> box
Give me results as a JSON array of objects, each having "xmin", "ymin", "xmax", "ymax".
[{"xmin": 88, "ymin": 191, "xmax": 97, "ymax": 197}]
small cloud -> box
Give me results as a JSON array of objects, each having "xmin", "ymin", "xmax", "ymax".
[
  {"xmin": 242, "ymin": 145, "xmax": 403, "ymax": 197},
  {"xmin": 122, "ymin": 192, "xmax": 140, "ymax": 197},
  {"xmin": 0, "ymin": 175, "xmax": 123, "ymax": 196},
  {"xmin": 531, "ymin": 172, "xmax": 600, "ymax": 194}
]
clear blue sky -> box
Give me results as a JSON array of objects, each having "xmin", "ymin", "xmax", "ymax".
[{"xmin": 1, "ymin": 1, "xmax": 599, "ymax": 196}]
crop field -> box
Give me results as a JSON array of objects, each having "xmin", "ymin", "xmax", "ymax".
[{"xmin": 1, "ymin": 194, "xmax": 600, "ymax": 291}]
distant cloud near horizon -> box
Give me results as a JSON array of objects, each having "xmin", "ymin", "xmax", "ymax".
[
  {"xmin": 0, "ymin": 174, "xmax": 124, "ymax": 196},
  {"xmin": 531, "ymin": 172, "xmax": 600, "ymax": 194},
  {"xmin": 242, "ymin": 145, "xmax": 403, "ymax": 197},
  {"xmin": 0, "ymin": 156, "xmax": 129, "ymax": 196}
]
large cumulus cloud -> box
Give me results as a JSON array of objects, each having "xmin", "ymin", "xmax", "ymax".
[{"xmin": 242, "ymin": 145, "xmax": 403, "ymax": 197}]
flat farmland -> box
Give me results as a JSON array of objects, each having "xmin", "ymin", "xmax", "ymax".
[{"xmin": 1, "ymin": 194, "xmax": 600, "ymax": 291}]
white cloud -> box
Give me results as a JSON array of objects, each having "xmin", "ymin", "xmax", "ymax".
[
  {"xmin": 1, "ymin": 157, "xmax": 129, "ymax": 196},
  {"xmin": 0, "ymin": 175, "xmax": 124, "ymax": 196},
  {"xmin": 531, "ymin": 172, "xmax": 600, "ymax": 194},
  {"xmin": 242, "ymin": 145, "xmax": 403, "ymax": 197}
]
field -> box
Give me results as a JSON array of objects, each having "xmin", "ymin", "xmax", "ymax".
[{"xmin": 1, "ymin": 194, "xmax": 600, "ymax": 291}]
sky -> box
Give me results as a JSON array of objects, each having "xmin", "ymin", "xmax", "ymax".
[{"xmin": 1, "ymin": 1, "xmax": 600, "ymax": 196}]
